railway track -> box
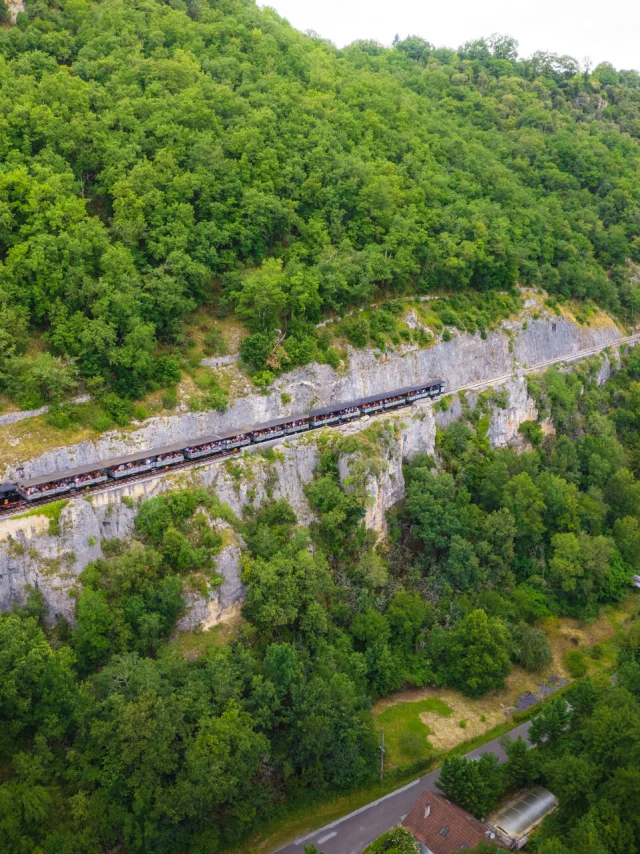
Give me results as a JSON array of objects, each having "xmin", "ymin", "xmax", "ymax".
[{"xmin": 2, "ymin": 331, "xmax": 639, "ymax": 523}]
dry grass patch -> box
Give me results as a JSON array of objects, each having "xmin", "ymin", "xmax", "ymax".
[
  {"xmin": 544, "ymin": 593, "xmax": 640, "ymax": 678},
  {"xmin": 556, "ymin": 299, "xmax": 622, "ymax": 331},
  {"xmin": 0, "ymin": 417, "xmax": 98, "ymax": 475},
  {"xmin": 373, "ymin": 594, "xmax": 640, "ymax": 761},
  {"xmin": 374, "ymin": 667, "xmax": 543, "ymax": 760}
]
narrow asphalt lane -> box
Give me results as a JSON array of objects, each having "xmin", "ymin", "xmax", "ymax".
[{"xmin": 277, "ymin": 721, "xmax": 533, "ymax": 854}]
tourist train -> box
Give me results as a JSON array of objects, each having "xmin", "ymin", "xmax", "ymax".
[{"xmin": 0, "ymin": 379, "xmax": 445, "ymax": 511}]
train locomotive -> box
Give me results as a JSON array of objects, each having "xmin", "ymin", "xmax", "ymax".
[{"xmin": 1, "ymin": 379, "xmax": 444, "ymax": 511}]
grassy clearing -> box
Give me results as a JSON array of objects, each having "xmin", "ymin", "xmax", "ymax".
[
  {"xmin": 15, "ymin": 499, "xmax": 69, "ymax": 535},
  {"xmin": 373, "ymin": 592, "xmax": 640, "ymax": 766},
  {"xmin": 0, "ymin": 417, "xmax": 98, "ymax": 475},
  {"xmin": 172, "ymin": 606, "xmax": 245, "ymax": 659},
  {"xmin": 377, "ymin": 697, "xmax": 451, "ymax": 766}
]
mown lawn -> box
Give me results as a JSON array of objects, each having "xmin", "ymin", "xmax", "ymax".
[{"xmin": 376, "ymin": 697, "xmax": 452, "ymax": 766}]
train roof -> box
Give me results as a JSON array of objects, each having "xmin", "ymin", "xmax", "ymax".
[
  {"xmin": 18, "ymin": 461, "xmax": 110, "ymax": 488},
  {"xmin": 187, "ymin": 428, "xmax": 250, "ymax": 446},
  {"xmin": 309, "ymin": 380, "xmax": 444, "ymax": 417},
  {"xmin": 216, "ymin": 427, "xmax": 251, "ymax": 440},
  {"xmin": 250, "ymin": 415, "xmax": 308, "ymax": 431},
  {"xmin": 103, "ymin": 447, "xmax": 175, "ymax": 470}
]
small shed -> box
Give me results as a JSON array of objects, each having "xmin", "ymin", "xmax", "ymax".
[{"xmin": 486, "ymin": 787, "xmax": 557, "ymax": 851}]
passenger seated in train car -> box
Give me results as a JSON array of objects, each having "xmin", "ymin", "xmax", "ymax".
[
  {"xmin": 157, "ymin": 452, "xmax": 183, "ymax": 464},
  {"xmin": 72, "ymin": 472, "xmax": 103, "ymax": 487},
  {"xmin": 341, "ymin": 406, "xmax": 360, "ymax": 416},
  {"xmin": 186, "ymin": 437, "xmax": 229, "ymax": 456},
  {"xmin": 253, "ymin": 424, "xmax": 286, "ymax": 438},
  {"xmin": 112, "ymin": 458, "xmax": 153, "ymax": 474},
  {"xmin": 23, "ymin": 479, "xmax": 68, "ymax": 497},
  {"xmin": 224, "ymin": 434, "xmax": 248, "ymax": 446}
]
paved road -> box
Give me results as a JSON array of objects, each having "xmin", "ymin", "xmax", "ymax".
[{"xmin": 277, "ymin": 721, "xmax": 533, "ymax": 854}]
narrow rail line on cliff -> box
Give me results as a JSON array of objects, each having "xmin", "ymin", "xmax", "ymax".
[
  {"xmin": 446, "ymin": 330, "xmax": 640, "ymax": 397},
  {"xmin": 2, "ymin": 330, "xmax": 639, "ymax": 523}
]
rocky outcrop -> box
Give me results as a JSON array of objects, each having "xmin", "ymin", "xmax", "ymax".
[
  {"xmin": 6, "ymin": 0, "xmax": 25, "ymax": 23},
  {"xmin": 3, "ymin": 312, "xmax": 622, "ymax": 482},
  {"xmin": 0, "ymin": 373, "xmax": 539, "ymax": 622},
  {"xmin": 0, "ymin": 310, "xmax": 627, "ymax": 628}
]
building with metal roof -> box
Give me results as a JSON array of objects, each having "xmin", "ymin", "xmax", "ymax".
[{"xmin": 486, "ymin": 787, "xmax": 558, "ymax": 851}]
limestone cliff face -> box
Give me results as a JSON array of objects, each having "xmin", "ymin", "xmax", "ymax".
[
  {"xmin": 0, "ymin": 440, "xmax": 320, "ymax": 623},
  {"xmin": 0, "ymin": 311, "xmax": 624, "ymax": 627},
  {"xmin": 3, "ymin": 312, "xmax": 621, "ymax": 482},
  {"xmin": 0, "ymin": 375, "xmax": 536, "ymax": 623}
]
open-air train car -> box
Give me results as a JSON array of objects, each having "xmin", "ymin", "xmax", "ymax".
[
  {"xmin": 185, "ymin": 428, "xmax": 252, "ymax": 460},
  {"xmin": 249, "ymin": 415, "xmax": 310, "ymax": 442},
  {"xmin": 308, "ymin": 379, "xmax": 445, "ymax": 426},
  {"xmin": 6, "ymin": 378, "xmax": 445, "ymax": 509},
  {"xmin": 17, "ymin": 462, "xmax": 109, "ymax": 501}
]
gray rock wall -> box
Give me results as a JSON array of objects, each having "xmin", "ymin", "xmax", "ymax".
[
  {"xmin": 3, "ymin": 313, "xmax": 622, "ymax": 482},
  {"xmin": 0, "ymin": 312, "xmax": 626, "ymax": 629},
  {"xmin": 0, "ymin": 375, "xmax": 535, "ymax": 624}
]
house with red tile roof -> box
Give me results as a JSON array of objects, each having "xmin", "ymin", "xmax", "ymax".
[{"xmin": 403, "ymin": 791, "xmax": 506, "ymax": 854}]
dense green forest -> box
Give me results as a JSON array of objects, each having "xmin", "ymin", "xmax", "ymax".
[
  {"xmin": 1, "ymin": 0, "xmax": 640, "ymax": 407},
  {"xmin": 3, "ymin": 1, "xmax": 640, "ymax": 850},
  {"xmin": 2, "ymin": 345, "xmax": 640, "ymax": 851}
]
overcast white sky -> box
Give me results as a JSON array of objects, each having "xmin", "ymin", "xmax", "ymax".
[{"xmin": 264, "ymin": 0, "xmax": 640, "ymax": 72}]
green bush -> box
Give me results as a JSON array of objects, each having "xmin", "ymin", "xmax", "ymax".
[
  {"xmin": 343, "ymin": 316, "xmax": 370, "ymax": 348},
  {"xmin": 318, "ymin": 346, "xmax": 341, "ymax": 369},
  {"xmin": 241, "ymin": 333, "xmax": 275, "ymax": 370},
  {"xmin": 513, "ymin": 624, "xmax": 553, "ymax": 672},
  {"xmin": 369, "ymin": 309, "xmax": 396, "ymax": 334},
  {"xmin": 162, "ymin": 387, "xmax": 178, "ymax": 409},
  {"xmin": 203, "ymin": 327, "xmax": 227, "ymax": 357},
  {"xmin": 101, "ymin": 393, "xmax": 133, "ymax": 426},
  {"xmin": 46, "ymin": 404, "xmax": 75, "ymax": 430},
  {"xmin": 153, "ymin": 355, "xmax": 182, "ymax": 387},
  {"xmin": 364, "ymin": 826, "xmax": 419, "ymax": 854},
  {"xmin": 519, "ymin": 420, "xmax": 544, "ymax": 446},
  {"xmin": 439, "ymin": 307, "xmax": 458, "ymax": 326},
  {"xmin": 253, "ymin": 370, "xmax": 276, "ymax": 388},
  {"xmin": 565, "ymin": 648, "xmax": 589, "ymax": 678}
]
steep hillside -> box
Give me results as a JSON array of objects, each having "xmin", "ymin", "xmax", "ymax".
[{"xmin": 1, "ymin": 0, "xmax": 640, "ymax": 412}]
